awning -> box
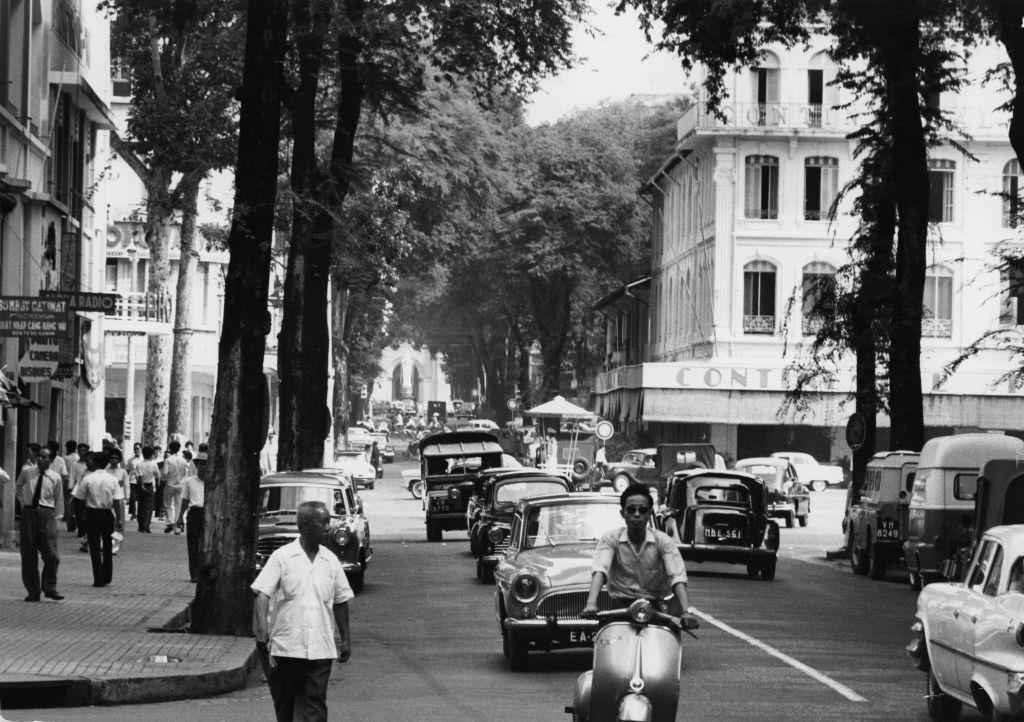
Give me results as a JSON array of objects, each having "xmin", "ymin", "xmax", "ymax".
[
  {"xmin": 593, "ymin": 276, "xmax": 651, "ymax": 313},
  {"xmin": 525, "ymin": 395, "xmax": 594, "ymax": 419},
  {"xmin": 49, "ymin": 71, "xmax": 117, "ymax": 130},
  {"xmin": 0, "ymin": 367, "xmax": 42, "ymax": 409}
]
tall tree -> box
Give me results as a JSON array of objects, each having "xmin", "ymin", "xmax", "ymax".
[
  {"xmin": 191, "ymin": 0, "xmax": 288, "ymax": 635},
  {"xmin": 168, "ymin": 174, "xmax": 203, "ymax": 439}
]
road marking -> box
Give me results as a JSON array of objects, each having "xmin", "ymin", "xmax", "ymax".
[{"xmin": 691, "ymin": 607, "xmax": 868, "ymax": 703}]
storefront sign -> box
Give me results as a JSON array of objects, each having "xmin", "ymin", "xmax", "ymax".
[
  {"xmin": 18, "ymin": 341, "xmax": 59, "ymax": 382},
  {"xmin": 0, "ymin": 297, "xmax": 69, "ymax": 336},
  {"xmin": 41, "ymin": 290, "xmax": 120, "ymax": 313}
]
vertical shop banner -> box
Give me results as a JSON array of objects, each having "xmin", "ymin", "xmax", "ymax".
[{"xmin": 18, "ymin": 341, "xmax": 59, "ymax": 383}]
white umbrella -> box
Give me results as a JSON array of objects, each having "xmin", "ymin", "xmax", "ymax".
[{"xmin": 525, "ymin": 395, "xmax": 594, "ymax": 420}]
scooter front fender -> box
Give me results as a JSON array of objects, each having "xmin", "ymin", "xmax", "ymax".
[
  {"xmin": 617, "ymin": 693, "xmax": 652, "ymax": 722},
  {"xmin": 570, "ymin": 670, "xmax": 592, "ymax": 720}
]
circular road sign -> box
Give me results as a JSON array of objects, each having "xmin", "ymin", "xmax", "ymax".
[
  {"xmin": 845, "ymin": 413, "xmax": 867, "ymax": 451},
  {"xmin": 595, "ymin": 419, "xmax": 615, "ymax": 440},
  {"xmin": 506, "ymin": 398, "xmax": 519, "ymax": 411}
]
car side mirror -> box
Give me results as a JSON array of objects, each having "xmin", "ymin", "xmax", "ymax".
[{"xmin": 899, "ymin": 490, "xmax": 907, "ymax": 500}]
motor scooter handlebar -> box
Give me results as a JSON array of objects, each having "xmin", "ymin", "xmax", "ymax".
[{"xmin": 594, "ymin": 604, "xmax": 683, "ymax": 634}]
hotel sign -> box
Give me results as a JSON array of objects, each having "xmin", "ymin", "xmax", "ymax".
[{"xmin": 0, "ymin": 297, "xmax": 69, "ymax": 337}]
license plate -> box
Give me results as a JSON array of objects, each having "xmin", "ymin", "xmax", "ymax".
[
  {"xmin": 705, "ymin": 527, "xmax": 743, "ymax": 541},
  {"xmin": 431, "ymin": 498, "xmax": 451, "ymax": 512},
  {"xmin": 877, "ymin": 519, "xmax": 899, "ymax": 540},
  {"xmin": 567, "ymin": 630, "xmax": 595, "ymax": 643}
]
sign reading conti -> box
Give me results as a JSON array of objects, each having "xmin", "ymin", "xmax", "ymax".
[
  {"xmin": 669, "ymin": 364, "xmax": 788, "ymax": 391},
  {"xmin": 0, "ymin": 297, "xmax": 69, "ymax": 337}
]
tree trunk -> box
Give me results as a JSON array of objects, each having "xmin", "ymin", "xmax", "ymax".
[
  {"xmin": 510, "ymin": 315, "xmax": 533, "ymax": 409},
  {"xmin": 141, "ymin": 170, "xmax": 174, "ymax": 448},
  {"xmin": 168, "ymin": 173, "xmax": 203, "ymax": 441},
  {"xmin": 881, "ymin": 8, "xmax": 928, "ymax": 452},
  {"xmin": 531, "ymin": 279, "xmax": 574, "ymax": 400},
  {"xmin": 191, "ymin": 0, "xmax": 287, "ymax": 636},
  {"xmin": 331, "ymin": 277, "xmax": 350, "ymax": 454},
  {"xmin": 994, "ymin": 4, "xmax": 1024, "ymax": 168}
]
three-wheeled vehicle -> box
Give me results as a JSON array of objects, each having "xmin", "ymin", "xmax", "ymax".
[
  {"xmin": 420, "ymin": 431, "xmax": 505, "ymax": 542},
  {"xmin": 903, "ymin": 433, "xmax": 1024, "ymax": 589},
  {"xmin": 734, "ymin": 456, "xmax": 810, "ymax": 528},
  {"xmin": 846, "ymin": 450, "xmax": 918, "ymax": 579},
  {"xmin": 657, "ymin": 468, "xmax": 780, "ymax": 580}
]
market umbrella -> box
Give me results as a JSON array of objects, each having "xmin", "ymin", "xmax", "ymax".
[{"xmin": 525, "ymin": 395, "xmax": 594, "ymax": 419}]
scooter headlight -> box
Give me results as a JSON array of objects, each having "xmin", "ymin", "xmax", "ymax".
[
  {"xmin": 629, "ymin": 599, "xmax": 653, "ymax": 624},
  {"xmin": 512, "ymin": 573, "xmax": 540, "ymax": 603}
]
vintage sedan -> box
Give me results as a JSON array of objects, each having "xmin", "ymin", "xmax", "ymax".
[
  {"xmin": 908, "ymin": 525, "xmax": 1024, "ymax": 722},
  {"xmin": 601, "ymin": 448, "xmax": 658, "ymax": 493},
  {"xmin": 255, "ymin": 472, "xmax": 372, "ymax": 592},
  {"xmin": 494, "ymin": 494, "xmax": 628, "ymax": 671},
  {"xmin": 735, "ymin": 457, "xmax": 810, "ymax": 528},
  {"xmin": 466, "ymin": 466, "xmax": 532, "ymax": 553},
  {"xmin": 770, "ymin": 451, "xmax": 845, "ymax": 492},
  {"xmin": 333, "ymin": 449, "xmax": 376, "ymax": 490},
  {"xmin": 473, "ymin": 471, "xmax": 571, "ymax": 584},
  {"xmin": 657, "ymin": 469, "xmax": 780, "ymax": 580}
]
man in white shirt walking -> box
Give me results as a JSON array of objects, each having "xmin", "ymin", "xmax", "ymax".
[
  {"xmin": 161, "ymin": 440, "xmax": 188, "ymax": 534},
  {"xmin": 177, "ymin": 446, "xmax": 206, "ymax": 582},
  {"xmin": 72, "ymin": 452, "xmax": 124, "ymax": 587},
  {"xmin": 252, "ymin": 501, "xmax": 352, "ymax": 722}
]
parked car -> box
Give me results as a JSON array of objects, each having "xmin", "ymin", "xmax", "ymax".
[
  {"xmin": 494, "ymin": 493, "xmax": 634, "ymax": 670},
  {"xmin": 846, "ymin": 450, "xmax": 919, "ymax": 579},
  {"xmin": 370, "ymin": 431, "xmax": 395, "ymax": 463},
  {"xmin": 466, "ymin": 466, "xmax": 535, "ymax": 554},
  {"xmin": 735, "ymin": 457, "xmax": 809, "ymax": 528},
  {"xmin": 657, "ymin": 469, "xmax": 780, "ymax": 580},
  {"xmin": 908, "ymin": 524, "xmax": 1024, "ymax": 722},
  {"xmin": 420, "ymin": 431, "xmax": 505, "ymax": 541},
  {"xmin": 333, "ymin": 449, "xmax": 376, "ymax": 490},
  {"xmin": 255, "ymin": 471, "xmax": 372, "ymax": 591},
  {"xmin": 472, "ymin": 471, "xmax": 571, "ymax": 583},
  {"xmin": 904, "ymin": 433, "xmax": 1024, "ymax": 589},
  {"xmin": 770, "ymin": 451, "xmax": 845, "ymax": 492}
]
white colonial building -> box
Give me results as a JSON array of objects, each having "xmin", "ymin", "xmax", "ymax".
[
  {"xmin": 371, "ymin": 342, "xmax": 450, "ymax": 414},
  {"xmin": 594, "ymin": 40, "xmax": 1024, "ymax": 462}
]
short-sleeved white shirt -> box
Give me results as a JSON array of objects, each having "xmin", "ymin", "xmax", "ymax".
[
  {"xmin": 72, "ymin": 469, "xmax": 125, "ymax": 510},
  {"xmin": 250, "ymin": 539, "xmax": 353, "ymax": 659}
]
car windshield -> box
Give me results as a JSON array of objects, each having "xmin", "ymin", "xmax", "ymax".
[
  {"xmin": 336, "ymin": 453, "xmax": 366, "ymax": 464},
  {"xmin": 780, "ymin": 453, "xmax": 814, "ymax": 465},
  {"xmin": 742, "ymin": 465, "xmax": 781, "ymax": 488},
  {"xmin": 694, "ymin": 485, "xmax": 750, "ymax": 504},
  {"xmin": 260, "ymin": 486, "xmax": 342, "ymax": 517},
  {"xmin": 524, "ymin": 504, "xmax": 622, "ymax": 548},
  {"xmin": 495, "ymin": 481, "xmax": 566, "ymax": 505}
]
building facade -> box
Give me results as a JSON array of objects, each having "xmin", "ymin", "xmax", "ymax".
[
  {"xmin": 372, "ymin": 342, "xmax": 451, "ymax": 413},
  {"xmin": 0, "ymin": 0, "xmax": 115, "ymax": 544},
  {"xmin": 594, "ymin": 40, "xmax": 1024, "ymax": 463}
]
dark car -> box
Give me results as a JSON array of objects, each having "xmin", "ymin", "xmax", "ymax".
[
  {"xmin": 600, "ymin": 447, "xmax": 658, "ymax": 493},
  {"xmin": 420, "ymin": 431, "xmax": 505, "ymax": 542},
  {"xmin": 255, "ymin": 471, "xmax": 372, "ymax": 592},
  {"xmin": 472, "ymin": 471, "xmax": 571, "ymax": 584},
  {"xmin": 466, "ymin": 466, "xmax": 534, "ymax": 554},
  {"xmin": 657, "ymin": 469, "xmax": 780, "ymax": 580},
  {"xmin": 734, "ymin": 457, "xmax": 810, "ymax": 528}
]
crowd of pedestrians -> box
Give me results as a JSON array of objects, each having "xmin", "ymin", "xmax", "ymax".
[{"xmin": 6, "ymin": 434, "xmax": 208, "ymax": 601}]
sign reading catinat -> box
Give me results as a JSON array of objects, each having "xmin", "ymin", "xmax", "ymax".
[
  {"xmin": 41, "ymin": 290, "xmax": 120, "ymax": 313},
  {"xmin": 0, "ymin": 296, "xmax": 68, "ymax": 337}
]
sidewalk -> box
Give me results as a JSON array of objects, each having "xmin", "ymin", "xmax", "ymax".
[{"xmin": 0, "ymin": 521, "xmax": 256, "ymax": 708}]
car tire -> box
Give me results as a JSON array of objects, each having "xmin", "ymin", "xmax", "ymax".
[
  {"xmin": 786, "ymin": 512, "xmax": 795, "ymax": 529},
  {"xmin": 746, "ymin": 561, "xmax": 760, "ymax": 578},
  {"xmin": 811, "ymin": 480, "xmax": 828, "ymax": 493},
  {"xmin": 469, "ymin": 526, "xmax": 479, "ymax": 556},
  {"xmin": 850, "ymin": 538, "xmax": 869, "ymax": 575},
  {"xmin": 798, "ymin": 514, "xmax": 808, "ymax": 528},
  {"xmin": 612, "ymin": 475, "xmax": 630, "ymax": 493},
  {"xmin": 476, "ymin": 556, "xmax": 483, "ymax": 580},
  {"xmin": 426, "ymin": 520, "xmax": 442, "ymax": 542},
  {"xmin": 367, "ymin": 482, "xmax": 375, "ymax": 490},
  {"xmin": 760, "ymin": 558, "xmax": 777, "ymax": 581},
  {"xmin": 481, "ymin": 562, "xmax": 495, "ymax": 585},
  {"xmin": 508, "ymin": 629, "xmax": 529, "ymax": 671},
  {"xmin": 868, "ymin": 545, "xmax": 887, "ymax": 580},
  {"xmin": 410, "ymin": 481, "xmax": 424, "ymax": 500},
  {"xmin": 349, "ymin": 565, "xmax": 365, "ymax": 594},
  {"xmin": 501, "ymin": 623, "xmax": 510, "ymax": 659},
  {"xmin": 926, "ymin": 670, "xmax": 962, "ymax": 721}
]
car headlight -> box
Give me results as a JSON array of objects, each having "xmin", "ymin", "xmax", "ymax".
[
  {"xmin": 487, "ymin": 527, "xmax": 507, "ymax": 544},
  {"xmin": 448, "ymin": 487, "xmax": 461, "ymax": 502},
  {"xmin": 333, "ymin": 527, "xmax": 352, "ymax": 546},
  {"xmin": 512, "ymin": 573, "xmax": 540, "ymax": 603}
]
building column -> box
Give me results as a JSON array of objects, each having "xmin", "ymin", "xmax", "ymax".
[{"xmin": 712, "ymin": 146, "xmax": 737, "ymax": 348}]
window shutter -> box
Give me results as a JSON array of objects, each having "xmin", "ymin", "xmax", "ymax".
[{"xmin": 745, "ymin": 162, "xmax": 760, "ymax": 218}]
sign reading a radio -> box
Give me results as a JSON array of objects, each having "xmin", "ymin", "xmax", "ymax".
[{"xmin": 41, "ymin": 290, "xmax": 120, "ymax": 313}]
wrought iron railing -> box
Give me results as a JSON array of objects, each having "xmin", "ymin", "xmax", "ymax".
[
  {"xmin": 743, "ymin": 314, "xmax": 776, "ymax": 334},
  {"xmin": 106, "ymin": 290, "xmax": 172, "ymax": 324},
  {"xmin": 922, "ymin": 318, "xmax": 952, "ymax": 338}
]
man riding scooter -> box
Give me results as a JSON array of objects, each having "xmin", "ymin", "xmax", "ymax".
[{"xmin": 573, "ymin": 483, "xmax": 698, "ymax": 722}]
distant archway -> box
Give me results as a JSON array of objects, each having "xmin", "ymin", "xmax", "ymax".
[{"xmin": 391, "ymin": 365, "xmax": 403, "ymax": 401}]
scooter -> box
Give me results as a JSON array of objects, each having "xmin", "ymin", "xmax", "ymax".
[{"xmin": 566, "ymin": 599, "xmax": 696, "ymax": 722}]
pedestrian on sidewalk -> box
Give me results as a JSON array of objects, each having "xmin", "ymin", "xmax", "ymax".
[
  {"xmin": 135, "ymin": 445, "xmax": 159, "ymax": 533},
  {"xmin": 161, "ymin": 440, "xmax": 188, "ymax": 534},
  {"xmin": 15, "ymin": 446, "xmax": 64, "ymax": 601},
  {"xmin": 72, "ymin": 451, "xmax": 124, "ymax": 588},
  {"xmin": 252, "ymin": 501, "xmax": 352, "ymax": 722},
  {"xmin": 177, "ymin": 448, "xmax": 205, "ymax": 582},
  {"xmin": 125, "ymin": 442, "xmax": 142, "ymax": 520},
  {"xmin": 107, "ymin": 449, "xmax": 129, "ymax": 552},
  {"xmin": 72, "ymin": 443, "xmax": 89, "ymax": 546},
  {"xmin": 369, "ymin": 441, "xmax": 381, "ymax": 478},
  {"xmin": 61, "ymin": 440, "xmax": 78, "ymax": 531}
]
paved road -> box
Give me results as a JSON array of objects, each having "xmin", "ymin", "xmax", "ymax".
[{"xmin": 5, "ymin": 461, "xmax": 983, "ymax": 721}]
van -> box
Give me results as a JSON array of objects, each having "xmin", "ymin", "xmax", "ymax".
[
  {"xmin": 847, "ymin": 451, "xmax": 919, "ymax": 579},
  {"xmin": 903, "ymin": 433, "xmax": 1024, "ymax": 589}
]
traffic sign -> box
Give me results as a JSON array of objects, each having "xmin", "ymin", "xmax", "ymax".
[
  {"xmin": 506, "ymin": 398, "xmax": 519, "ymax": 411},
  {"xmin": 845, "ymin": 413, "xmax": 867, "ymax": 451},
  {"xmin": 595, "ymin": 419, "xmax": 614, "ymax": 440}
]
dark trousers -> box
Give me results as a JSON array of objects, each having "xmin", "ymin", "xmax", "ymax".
[
  {"xmin": 85, "ymin": 508, "xmax": 115, "ymax": 586},
  {"xmin": 155, "ymin": 481, "xmax": 166, "ymax": 517},
  {"xmin": 137, "ymin": 487, "xmax": 154, "ymax": 532},
  {"xmin": 186, "ymin": 506, "xmax": 204, "ymax": 580},
  {"xmin": 268, "ymin": 657, "xmax": 332, "ymax": 722},
  {"xmin": 72, "ymin": 497, "xmax": 86, "ymax": 538},
  {"xmin": 128, "ymin": 484, "xmax": 138, "ymax": 516},
  {"xmin": 19, "ymin": 507, "xmax": 59, "ymax": 597}
]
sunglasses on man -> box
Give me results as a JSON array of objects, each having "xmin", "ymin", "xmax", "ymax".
[{"xmin": 624, "ymin": 504, "xmax": 650, "ymax": 515}]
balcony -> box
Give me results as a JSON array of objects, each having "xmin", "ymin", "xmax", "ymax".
[
  {"xmin": 922, "ymin": 318, "xmax": 952, "ymax": 338},
  {"xmin": 743, "ymin": 314, "xmax": 776, "ymax": 335},
  {"xmin": 678, "ymin": 101, "xmax": 852, "ymax": 139},
  {"xmin": 103, "ymin": 291, "xmax": 173, "ymax": 336}
]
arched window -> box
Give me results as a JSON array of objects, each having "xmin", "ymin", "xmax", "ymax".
[
  {"xmin": 804, "ymin": 157, "xmax": 839, "ymax": 220},
  {"xmin": 751, "ymin": 51, "xmax": 780, "ymax": 126},
  {"xmin": 1003, "ymin": 160, "xmax": 1022, "ymax": 228},
  {"xmin": 391, "ymin": 365, "xmax": 403, "ymax": 400},
  {"xmin": 802, "ymin": 262, "xmax": 837, "ymax": 335},
  {"xmin": 745, "ymin": 155, "xmax": 779, "ymax": 219},
  {"xmin": 928, "ymin": 159, "xmax": 956, "ymax": 223},
  {"xmin": 743, "ymin": 260, "xmax": 776, "ymax": 334},
  {"xmin": 923, "ymin": 265, "xmax": 953, "ymax": 337},
  {"xmin": 807, "ymin": 51, "xmax": 838, "ymax": 128}
]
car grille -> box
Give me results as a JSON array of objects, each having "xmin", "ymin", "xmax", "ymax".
[
  {"xmin": 537, "ymin": 590, "xmax": 613, "ymax": 620},
  {"xmin": 257, "ymin": 535, "xmax": 295, "ymax": 555}
]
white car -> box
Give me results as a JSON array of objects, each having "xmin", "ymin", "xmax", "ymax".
[
  {"xmin": 908, "ymin": 525, "xmax": 1024, "ymax": 721},
  {"xmin": 770, "ymin": 451, "xmax": 845, "ymax": 492},
  {"xmin": 333, "ymin": 450, "xmax": 376, "ymax": 490}
]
